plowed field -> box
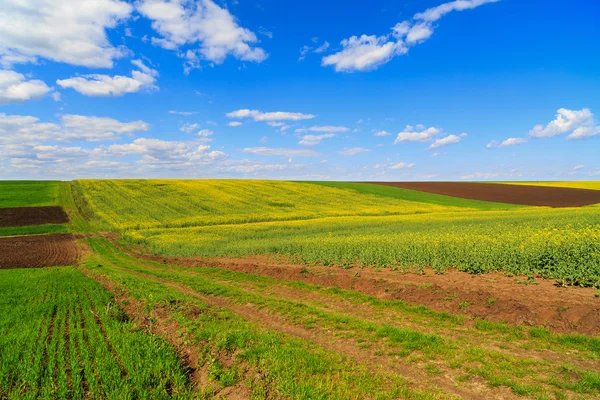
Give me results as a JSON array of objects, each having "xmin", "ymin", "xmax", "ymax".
[
  {"xmin": 0, "ymin": 206, "xmax": 69, "ymax": 227},
  {"xmin": 366, "ymin": 181, "xmax": 600, "ymax": 207},
  {"xmin": 0, "ymin": 234, "xmax": 81, "ymax": 269}
]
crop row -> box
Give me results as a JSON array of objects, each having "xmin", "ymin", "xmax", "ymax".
[{"xmin": 0, "ymin": 267, "xmax": 192, "ymax": 399}]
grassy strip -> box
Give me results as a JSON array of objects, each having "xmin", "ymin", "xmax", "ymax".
[
  {"xmin": 0, "ymin": 181, "xmax": 61, "ymax": 208},
  {"xmin": 305, "ymin": 181, "xmax": 522, "ymax": 210},
  {"xmin": 84, "ymin": 239, "xmax": 441, "ymax": 399},
  {"xmin": 0, "ymin": 224, "xmax": 68, "ymax": 237}
]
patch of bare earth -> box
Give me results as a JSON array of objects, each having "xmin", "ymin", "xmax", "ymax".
[
  {"xmin": 0, "ymin": 233, "xmax": 82, "ymax": 269},
  {"xmin": 136, "ymin": 252, "xmax": 600, "ymax": 335},
  {"xmin": 0, "ymin": 206, "xmax": 69, "ymax": 227},
  {"xmin": 365, "ymin": 181, "xmax": 600, "ymax": 207}
]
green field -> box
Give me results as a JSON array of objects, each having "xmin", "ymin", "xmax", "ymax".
[
  {"xmin": 0, "ymin": 181, "xmax": 62, "ymax": 208},
  {"xmin": 2, "ymin": 179, "xmax": 600, "ymax": 399}
]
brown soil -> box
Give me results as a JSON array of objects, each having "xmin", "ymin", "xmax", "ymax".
[
  {"xmin": 364, "ymin": 181, "xmax": 600, "ymax": 207},
  {"xmin": 0, "ymin": 233, "xmax": 82, "ymax": 269},
  {"xmin": 138, "ymin": 253, "xmax": 600, "ymax": 335},
  {"xmin": 0, "ymin": 206, "xmax": 69, "ymax": 227}
]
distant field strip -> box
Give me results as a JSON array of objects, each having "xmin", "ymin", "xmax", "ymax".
[
  {"xmin": 498, "ymin": 181, "xmax": 600, "ymax": 190},
  {"xmin": 364, "ymin": 181, "xmax": 600, "ymax": 207},
  {"xmin": 0, "ymin": 181, "xmax": 61, "ymax": 208},
  {"xmin": 76, "ymin": 179, "xmax": 489, "ymax": 230}
]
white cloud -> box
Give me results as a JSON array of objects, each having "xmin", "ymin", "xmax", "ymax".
[
  {"xmin": 243, "ymin": 147, "xmax": 321, "ymax": 157},
  {"xmin": 314, "ymin": 41, "xmax": 330, "ymax": 53},
  {"xmin": 487, "ymin": 137, "xmax": 527, "ymax": 148},
  {"xmin": 338, "ymin": 147, "xmax": 369, "ymax": 156},
  {"xmin": 0, "ymin": 113, "xmax": 149, "ymax": 144},
  {"xmin": 298, "ymin": 134, "xmax": 335, "ymax": 146},
  {"xmin": 197, "ymin": 129, "xmax": 213, "ymax": 137},
  {"xmin": 180, "ymin": 123, "xmax": 199, "ymax": 133},
  {"xmin": 295, "ymin": 126, "xmax": 348, "ymax": 133},
  {"xmin": 0, "ymin": 70, "xmax": 53, "ymax": 104},
  {"xmin": 394, "ymin": 125, "xmax": 440, "ymax": 143},
  {"xmin": 573, "ymin": 164, "xmax": 584, "ymax": 171},
  {"xmin": 427, "ymin": 133, "xmax": 467, "ymax": 149},
  {"xmin": 56, "ymin": 60, "xmax": 158, "ymax": 97},
  {"xmin": 322, "ymin": 0, "xmax": 497, "ymax": 72},
  {"xmin": 169, "ymin": 110, "xmax": 198, "ymax": 116},
  {"xmin": 414, "ymin": 0, "xmax": 499, "ymax": 22},
  {"xmin": 226, "ymin": 109, "xmax": 316, "ymax": 121},
  {"xmin": 373, "ymin": 130, "xmax": 390, "ymax": 137},
  {"xmin": 0, "ymin": 0, "xmax": 132, "ymax": 68},
  {"xmin": 389, "ymin": 162, "xmax": 415, "ymax": 169},
  {"xmin": 228, "ymin": 121, "xmax": 243, "ymax": 127},
  {"xmin": 322, "ymin": 35, "xmax": 407, "ymax": 72},
  {"xmin": 137, "ymin": 0, "xmax": 267, "ymax": 71},
  {"xmin": 529, "ymin": 108, "xmax": 600, "ymax": 140}
]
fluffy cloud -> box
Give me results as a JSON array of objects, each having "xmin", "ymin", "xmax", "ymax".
[
  {"xmin": 295, "ymin": 126, "xmax": 348, "ymax": 133},
  {"xmin": 0, "ymin": 113, "xmax": 148, "ymax": 144},
  {"xmin": 394, "ymin": 125, "xmax": 440, "ymax": 143},
  {"xmin": 0, "ymin": 70, "xmax": 53, "ymax": 104},
  {"xmin": 338, "ymin": 147, "xmax": 369, "ymax": 156},
  {"xmin": 322, "ymin": 35, "xmax": 407, "ymax": 72},
  {"xmin": 56, "ymin": 60, "xmax": 158, "ymax": 97},
  {"xmin": 226, "ymin": 109, "xmax": 316, "ymax": 121},
  {"xmin": 180, "ymin": 123, "xmax": 199, "ymax": 133},
  {"xmin": 243, "ymin": 147, "xmax": 321, "ymax": 157},
  {"xmin": 428, "ymin": 133, "xmax": 467, "ymax": 150},
  {"xmin": 0, "ymin": 0, "xmax": 132, "ymax": 68},
  {"xmin": 137, "ymin": 0, "xmax": 267, "ymax": 71},
  {"xmin": 529, "ymin": 108, "xmax": 600, "ymax": 140},
  {"xmin": 487, "ymin": 137, "xmax": 527, "ymax": 148},
  {"xmin": 322, "ymin": 0, "xmax": 497, "ymax": 72},
  {"xmin": 228, "ymin": 121, "xmax": 243, "ymax": 127},
  {"xmin": 298, "ymin": 134, "xmax": 335, "ymax": 146}
]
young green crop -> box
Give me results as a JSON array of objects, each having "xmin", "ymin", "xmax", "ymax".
[
  {"xmin": 0, "ymin": 181, "xmax": 61, "ymax": 208},
  {"xmin": 0, "ymin": 267, "xmax": 193, "ymax": 399}
]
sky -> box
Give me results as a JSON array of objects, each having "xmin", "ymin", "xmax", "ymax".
[{"xmin": 0, "ymin": 0, "xmax": 599, "ymax": 181}]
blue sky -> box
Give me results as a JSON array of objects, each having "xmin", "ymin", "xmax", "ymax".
[{"xmin": 1, "ymin": 0, "xmax": 599, "ymax": 180}]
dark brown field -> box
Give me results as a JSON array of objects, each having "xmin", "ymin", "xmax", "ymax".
[
  {"xmin": 0, "ymin": 234, "xmax": 81, "ymax": 269},
  {"xmin": 0, "ymin": 206, "xmax": 69, "ymax": 227},
  {"xmin": 366, "ymin": 181, "xmax": 600, "ymax": 207}
]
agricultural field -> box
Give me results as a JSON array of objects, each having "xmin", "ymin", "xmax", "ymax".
[
  {"xmin": 498, "ymin": 181, "xmax": 600, "ymax": 191},
  {"xmin": 1, "ymin": 179, "xmax": 600, "ymax": 399}
]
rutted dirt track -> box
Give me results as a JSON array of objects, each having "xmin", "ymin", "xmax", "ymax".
[
  {"xmin": 0, "ymin": 206, "xmax": 69, "ymax": 227},
  {"xmin": 365, "ymin": 181, "xmax": 600, "ymax": 207},
  {"xmin": 138, "ymin": 252, "xmax": 600, "ymax": 335},
  {"xmin": 0, "ymin": 234, "xmax": 82, "ymax": 269}
]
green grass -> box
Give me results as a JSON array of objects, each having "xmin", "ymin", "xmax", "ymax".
[
  {"xmin": 82, "ymin": 237, "xmax": 600, "ymax": 399},
  {"xmin": 306, "ymin": 181, "xmax": 522, "ymax": 210},
  {"xmin": 0, "ymin": 224, "xmax": 68, "ymax": 237},
  {"xmin": 0, "ymin": 267, "xmax": 193, "ymax": 399},
  {"xmin": 0, "ymin": 181, "xmax": 61, "ymax": 208}
]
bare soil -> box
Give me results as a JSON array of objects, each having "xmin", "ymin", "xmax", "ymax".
[
  {"xmin": 137, "ymin": 252, "xmax": 600, "ymax": 335},
  {"xmin": 0, "ymin": 206, "xmax": 69, "ymax": 227},
  {"xmin": 365, "ymin": 181, "xmax": 600, "ymax": 207},
  {"xmin": 0, "ymin": 233, "xmax": 82, "ymax": 269}
]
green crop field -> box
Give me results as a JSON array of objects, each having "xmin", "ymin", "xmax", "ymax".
[
  {"xmin": 2, "ymin": 179, "xmax": 600, "ymax": 399},
  {"xmin": 0, "ymin": 181, "xmax": 62, "ymax": 208}
]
